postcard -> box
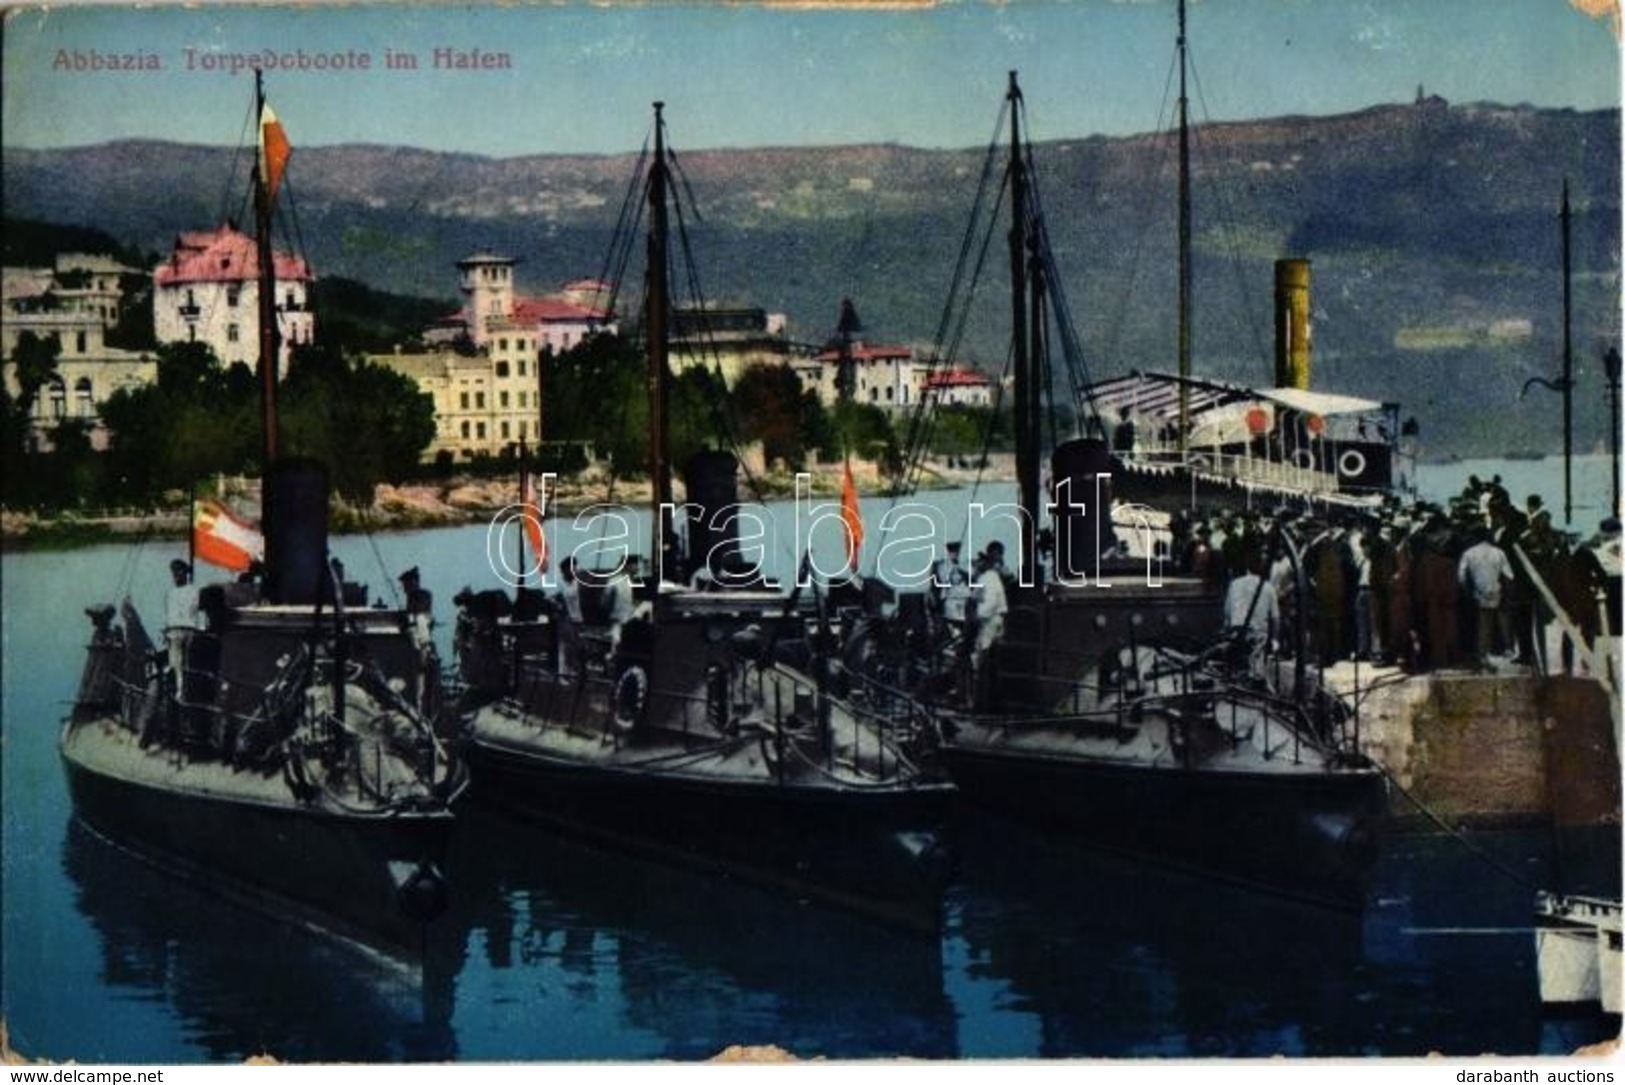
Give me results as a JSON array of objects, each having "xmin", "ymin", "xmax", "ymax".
[{"xmin": 2, "ymin": 0, "xmax": 1621, "ymax": 1069}]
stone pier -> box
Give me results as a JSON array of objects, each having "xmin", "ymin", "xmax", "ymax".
[{"xmin": 1321, "ymin": 663, "xmax": 1620, "ymax": 828}]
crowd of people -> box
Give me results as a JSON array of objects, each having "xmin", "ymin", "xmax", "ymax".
[{"xmin": 1174, "ymin": 475, "xmax": 1622, "ymax": 677}]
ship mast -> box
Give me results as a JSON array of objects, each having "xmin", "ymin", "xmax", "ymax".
[
  {"xmin": 254, "ymin": 69, "xmax": 281, "ymax": 588},
  {"xmin": 645, "ymin": 102, "xmax": 677, "ymax": 594},
  {"xmin": 1561, "ymin": 179, "xmax": 1574, "ymax": 525},
  {"xmin": 1176, "ymin": 0, "xmax": 1192, "ymax": 457},
  {"xmin": 1008, "ymin": 72, "xmax": 1040, "ymax": 585}
]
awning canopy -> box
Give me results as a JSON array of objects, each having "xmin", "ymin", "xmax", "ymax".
[
  {"xmin": 1254, "ymin": 386, "xmax": 1383, "ymax": 416},
  {"xmin": 1086, "ymin": 370, "xmax": 1382, "ymax": 422}
]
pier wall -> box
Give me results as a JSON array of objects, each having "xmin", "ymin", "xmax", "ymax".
[{"xmin": 1347, "ymin": 672, "xmax": 1619, "ymax": 828}]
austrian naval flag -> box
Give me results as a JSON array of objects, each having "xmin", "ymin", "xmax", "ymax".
[
  {"xmin": 259, "ymin": 103, "xmax": 291, "ymax": 204},
  {"xmin": 521, "ymin": 473, "xmax": 548, "ymax": 573},
  {"xmin": 840, "ymin": 459, "xmax": 864, "ymax": 572},
  {"xmin": 193, "ymin": 500, "xmax": 264, "ymax": 573}
]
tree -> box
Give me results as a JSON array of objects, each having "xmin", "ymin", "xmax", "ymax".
[
  {"xmin": 821, "ymin": 401, "xmax": 900, "ymax": 469},
  {"xmin": 928, "ymin": 405, "xmax": 1001, "ymax": 457},
  {"xmin": 99, "ymin": 341, "xmax": 259, "ymax": 499},
  {"xmin": 730, "ymin": 362, "xmax": 826, "ymax": 468},
  {"xmin": 544, "ymin": 333, "xmax": 647, "ymax": 472},
  {"xmin": 8, "ymin": 331, "xmax": 62, "ymax": 439},
  {"xmin": 279, "ymin": 342, "xmax": 436, "ymax": 501}
]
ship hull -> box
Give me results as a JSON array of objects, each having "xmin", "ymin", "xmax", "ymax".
[
  {"xmin": 939, "ymin": 741, "xmax": 1385, "ymax": 908},
  {"xmin": 62, "ymin": 726, "xmax": 454, "ymax": 958},
  {"xmin": 466, "ymin": 737, "xmax": 957, "ymax": 928}
]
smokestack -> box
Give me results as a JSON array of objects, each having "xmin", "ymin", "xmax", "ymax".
[{"xmin": 1274, "ymin": 258, "xmax": 1311, "ymax": 389}]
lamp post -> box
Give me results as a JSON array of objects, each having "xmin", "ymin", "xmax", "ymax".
[{"xmin": 1605, "ymin": 345, "xmax": 1621, "ymax": 517}]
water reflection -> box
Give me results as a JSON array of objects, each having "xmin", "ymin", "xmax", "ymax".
[
  {"xmin": 444, "ymin": 807, "xmax": 957, "ymax": 1060},
  {"xmin": 56, "ymin": 785, "xmax": 1621, "ymax": 1061},
  {"xmin": 62, "ymin": 819, "xmax": 458, "ymax": 1062},
  {"xmin": 951, "ymin": 818, "xmax": 1619, "ymax": 1058},
  {"xmin": 950, "ymin": 814, "xmax": 1369, "ymax": 1058}
]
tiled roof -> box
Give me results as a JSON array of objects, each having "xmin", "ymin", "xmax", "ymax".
[
  {"xmin": 154, "ymin": 225, "xmax": 312, "ymax": 287},
  {"xmin": 813, "ymin": 341, "xmax": 912, "ymax": 363},
  {"xmin": 512, "ymin": 296, "xmax": 608, "ymax": 324},
  {"xmin": 924, "ymin": 368, "xmax": 992, "ymax": 388}
]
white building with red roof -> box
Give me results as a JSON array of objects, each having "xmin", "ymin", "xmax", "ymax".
[
  {"xmin": 372, "ymin": 254, "xmax": 616, "ymax": 462},
  {"xmin": 2, "ymin": 253, "xmax": 153, "ymax": 451},
  {"xmin": 152, "ymin": 224, "xmax": 314, "ymax": 376},
  {"xmin": 921, "ymin": 367, "xmax": 996, "ymax": 409},
  {"xmin": 796, "ymin": 340, "xmax": 925, "ymax": 411},
  {"xmin": 452, "ymin": 252, "xmax": 611, "ymax": 355}
]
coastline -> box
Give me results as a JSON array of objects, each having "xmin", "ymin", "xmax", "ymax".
[{"xmin": 0, "ymin": 456, "xmax": 1016, "ymax": 552}]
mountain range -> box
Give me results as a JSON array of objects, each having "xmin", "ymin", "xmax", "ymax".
[{"xmin": 4, "ymin": 97, "xmax": 1619, "ymax": 457}]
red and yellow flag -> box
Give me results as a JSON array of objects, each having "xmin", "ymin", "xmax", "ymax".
[
  {"xmin": 193, "ymin": 499, "xmax": 264, "ymax": 573},
  {"xmin": 259, "ymin": 103, "xmax": 291, "ymax": 205},
  {"xmin": 522, "ymin": 473, "xmax": 548, "ymax": 573},
  {"xmin": 840, "ymin": 459, "xmax": 864, "ymax": 571}
]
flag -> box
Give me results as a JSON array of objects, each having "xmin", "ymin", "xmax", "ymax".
[
  {"xmin": 193, "ymin": 499, "xmax": 263, "ymax": 573},
  {"xmin": 522, "ymin": 473, "xmax": 548, "ymax": 573},
  {"xmin": 840, "ymin": 459, "xmax": 864, "ymax": 571},
  {"xmin": 259, "ymin": 103, "xmax": 291, "ymax": 205}
]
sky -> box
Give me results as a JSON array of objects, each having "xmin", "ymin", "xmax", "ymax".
[{"xmin": 2, "ymin": 1, "xmax": 1620, "ymax": 156}]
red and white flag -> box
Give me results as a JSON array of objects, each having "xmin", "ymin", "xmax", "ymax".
[
  {"xmin": 840, "ymin": 459, "xmax": 864, "ymax": 571},
  {"xmin": 260, "ymin": 103, "xmax": 292, "ymax": 205},
  {"xmin": 193, "ymin": 499, "xmax": 263, "ymax": 573},
  {"xmin": 522, "ymin": 473, "xmax": 548, "ymax": 573}
]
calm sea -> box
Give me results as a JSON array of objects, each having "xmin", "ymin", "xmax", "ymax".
[{"xmin": 3, "ymin": 461, "xmax": 1618, "ymax": 1062}]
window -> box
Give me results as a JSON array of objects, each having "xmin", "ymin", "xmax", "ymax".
[
  {"xmin": 499, "ymin": 339, "xmax": 508, "ymax": 352},
  {"xmin": 75, "ymin": 377, "xmax": 94, "ymax": 417},
  {"xmin": 476, "ymin": 393, "xmax": 486, "ymax": 409},
  {"xmin": 48, "ymin": 379, "xmax": 66, "ymax": 419},
  {"xmin": 476, "ymin": 423, "xmax": 486, "ymax": 439},
  {"xmin": 75, "ymin": 331, "xmax": 87, "ymax": 354},
  {"xmin": 227, "ymin": 324, "xmax": 240, "ymax": 343},
  {"xmin": 461, "ymin": 421, "xmax": 471, "ymax": 438},
  {"xmin": 518, "ymin": 392, "xmax": 527, "ymax": 409},
  {"xmin": 227, "ymin": 286, "xmax": 240, "ymax": 307},
  {"xmin": 885, "ymin": 386, "xmax": 894, "ymax": 402},
  {"xmin": 519, "ymin": 359, "xmax": 528, "ymax": 377},
  {"xmin": 495, "ymin": 361, "xmax": 510, "ymax": 378},
  {"xmin": 500, "ymin": 421, "xmax": 510, "ymax": 439},
  {"xmin": 460, "ymin": 392, "xmax": 469, "ymax": 410},
  {"xmin": 499, "ymin": 392, "xmax": 509, "ymax": 408},
  {"xmin": 519, "ymin": 421, "xmax": 527, "ymax": 439}
]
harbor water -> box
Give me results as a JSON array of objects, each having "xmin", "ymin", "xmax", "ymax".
[{"xmin": 4, "ymin": 461, "xmax": 1619, "ymax": 1062}]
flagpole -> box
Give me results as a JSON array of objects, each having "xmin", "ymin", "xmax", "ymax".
[
  {"xmin": 188, "ymin": 482, "xmax": 197, "ymax": 576},
  {"xmin": 517, "ymin": 437, "xmax": 528, "ymax": 594},
  {"xmin": 253, "ymin": 69, "xmax": 281, "ymax": 599}
]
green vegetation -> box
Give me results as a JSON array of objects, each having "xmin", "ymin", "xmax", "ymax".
[
  {"xmin": 1, "ymin": 216, "xmax": 151, "ymax": 270},
  {"xmin": 4, "ymin": 339, "xmax": 436, "ymax": 511},
  {"xmin": 542, "ymin": 338, "xmax": 1007, "ymax": 485},
  {"xmin": 309, "ymin": 277, "xmax": 457, "ymax": 354}
]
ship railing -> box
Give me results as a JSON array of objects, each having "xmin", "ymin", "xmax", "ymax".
[
  {"xmin": 981, "ymin": 636, "xmax": 1356, "ymax": 766},
  {"xmin": 506, "ymin": 655, "xmax": 927, "ymax": 785},
  {"xmin": 1121, "ymin": 447, "xmax": 1340, "ymax": 494},
  {"xmin": 754, "ymin": 660, "xmax": 936, "ymax": 786}
]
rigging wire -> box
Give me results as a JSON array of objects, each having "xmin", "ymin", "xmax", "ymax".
[
  {"xmin": 893, "ymin": 99, "xmax": 1011, "ymax": 502},
  {"xmin": 901, "ymin": 177, "xmax": 1007, "ymax": 501},
  {"xmin": 1096, "ymin": 50, "xmax": 1181, "ymax": 375},
  {"xmin": 221, "ymin": 89, "xmax": 257, "ymax": 232},
  {"xmin": 1188, "ymin": 55, "xmax": 1273, "ymax": 377}
]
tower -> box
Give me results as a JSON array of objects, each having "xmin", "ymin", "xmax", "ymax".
[{"xmin": 457, "ymin": 252, "xmax": 517, "ymax": 348}]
